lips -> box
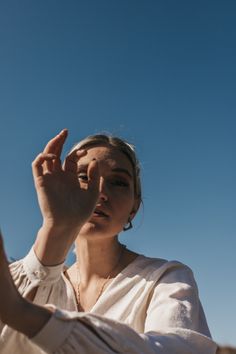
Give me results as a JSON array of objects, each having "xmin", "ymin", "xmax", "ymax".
[{"xmin": 93, "ymin": 208, "xmax": 109, "ymax": 217}]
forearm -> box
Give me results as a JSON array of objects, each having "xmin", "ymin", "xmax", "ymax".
[
  {"xmin": 34, "ymin": 223, "xmax": 79, "ymax": 266},
  {"xmin": 6, "ymin": 296, "xmax": 53, "ymax": 338}
]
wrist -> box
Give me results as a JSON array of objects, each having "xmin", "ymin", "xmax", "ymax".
[
  {"xmin": 34, "ymin": 223, "xmax": 79, "ymax": 266},
  {"xmin": 42, "ymin": 220, "xmax": 81, "ymax": 235}
]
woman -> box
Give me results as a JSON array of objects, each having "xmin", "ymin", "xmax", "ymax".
[{"xmin": 0, "ymin": 129, "xmax": 217, "ymax": 353}]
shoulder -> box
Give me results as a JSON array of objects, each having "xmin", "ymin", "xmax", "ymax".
[{"xmin": 132, "ymin": 254, "xmax": 196, "ymax": 286}]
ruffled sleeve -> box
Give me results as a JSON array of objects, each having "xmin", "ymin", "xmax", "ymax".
[
  {"xmin": 0, "ymin": 248, "xmax": 66, "ymax": 344},
  {"xmin": 30, "ymin": 263, "xmax": 218, "ymax": 354},
  {"xmin": 10, "ymin": 247, "xmax": 64, "ymax": 298}
]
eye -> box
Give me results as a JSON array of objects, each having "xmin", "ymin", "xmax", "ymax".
[
  {"xmin": 78, "ymin": 173, "xmax": 88, "ymax": 182},
  {"xmin": 111, "ymin": 179, "xmax": 129, "ymax": 187}
]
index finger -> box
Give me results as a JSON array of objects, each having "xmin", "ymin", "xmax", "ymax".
[{"xmin": 43, "ymin": 129, "xmax": 68, "ymax": 157}]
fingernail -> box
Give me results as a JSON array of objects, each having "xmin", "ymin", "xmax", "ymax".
[{"xmin": 60, "ymin": 129, "xmax": 68, "ymax": 135}]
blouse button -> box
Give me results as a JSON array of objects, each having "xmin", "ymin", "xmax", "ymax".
[{"xmin": 33, "ymin": 269, "xmax": 47, "ymax": 280}]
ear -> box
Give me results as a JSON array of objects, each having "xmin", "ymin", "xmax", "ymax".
[{"xmin": 130, "ymin": 197, "xmax": 141, "ymax": 221}]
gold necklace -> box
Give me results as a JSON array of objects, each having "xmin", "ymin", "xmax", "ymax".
[
  {"xmin": 76, "ymin": 245, "xmax": 125, "ymax": 310},
  {"xmin": 76, "ymin": 244, "xmax": 126, "ymax": 311}
]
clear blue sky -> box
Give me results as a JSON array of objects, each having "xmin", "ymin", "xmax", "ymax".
[{"xmin": 0, "ymin": 0, "xmax": 235, "ymax": 347}]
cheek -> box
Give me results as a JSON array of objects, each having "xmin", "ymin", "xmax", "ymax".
[
  {"xmin": 112, "ymin": 192, "xmax": 135, "ymax": 216},
  {"xmin": 112, "ymin": 188, "xmax": 133, "ymax": 201}
]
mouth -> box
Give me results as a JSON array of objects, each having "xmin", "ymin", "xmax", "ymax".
[{"xmin": 92, "ymin": 208, "xmax": 109, "ymax": 218}]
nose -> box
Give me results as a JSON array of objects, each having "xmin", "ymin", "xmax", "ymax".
[{"xmin": 98, "ymin": 177, "xmax": 108, "ymax": 202}]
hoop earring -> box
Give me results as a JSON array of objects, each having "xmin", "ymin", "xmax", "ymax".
[{"xmin": 123, "ymin": 218, "xmax": 133, "ymax": 231}]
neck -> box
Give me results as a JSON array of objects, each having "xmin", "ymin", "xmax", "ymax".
[{"xmin": 75, "ymin": 236, "xmax": 125, "ymax": 286}]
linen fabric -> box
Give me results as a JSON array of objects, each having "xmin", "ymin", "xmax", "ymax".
[{"xmin": 0, "ymin": 247, "xmax": 217, "ymax": 353}]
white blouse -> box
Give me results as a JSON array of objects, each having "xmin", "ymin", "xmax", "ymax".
[{"xmin": 0, "ymin": 247, "xmax": 217, "ymax": 353}]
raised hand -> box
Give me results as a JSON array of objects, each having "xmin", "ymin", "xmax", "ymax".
[
  {"xmin": 32, "ymin": 130, "xmax": 100, "ymax": 265},
  {"xmin": 32, "ymin": 129, "xmax": 100, "ymax": 231}
]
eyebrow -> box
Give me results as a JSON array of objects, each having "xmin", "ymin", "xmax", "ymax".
[
  {"xmin": 111, "ymin": 168, "xmax": 133, "ymax": 178},
  {"xmin": 77, "ymin": 164, "xmax": 133, "ymax": 178}
]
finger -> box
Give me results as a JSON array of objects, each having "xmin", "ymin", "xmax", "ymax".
[
  {"xmin": 53, "ymin": 157, "xmax": 62, "ymax": 172},
  {"xmin": 54, "ymin": 129, "xmax": 68, "ymax": 156},
  {"xmin": 46, "ymin": 156, "xmax": 62, "ymax": 173},
  {"xmin": 32, "ymin": 153, "xmax": 57, "ymax": 178},
  {"xmin": 43, "ymin": 129, "xmax": 68, "ymax": 172},
  {"xmin": 63, "ymin": 149, "xmax": 87, "ymax": 174},
  {"xmin": 44, "ymin": 159, "xmax": 53, "ymax": 173},
  {"xmin": 87, "ymin": 159, "xmax": 100, "ymax": 193},
  {"xmin": 43, "ymin": 129, "xmax": 68, "ymax": 155}
]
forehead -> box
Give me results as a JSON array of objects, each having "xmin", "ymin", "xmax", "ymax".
[{"xmin": 78, "ymin": 145, "xmax": 134, "ymax": 174}]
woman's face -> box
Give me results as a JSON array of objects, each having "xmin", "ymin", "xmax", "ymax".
[{"xmin": 77, "ymin": 145, "xmax": 138, "ymax": 239}]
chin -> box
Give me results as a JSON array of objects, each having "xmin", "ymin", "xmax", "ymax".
[
  {"xmin": 79, "ymin": 221, "xmax": 106, "ymax": 237},
  {"xmin": 79, "ymin": 221, "xmax": 119, "ymax": 239}
]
